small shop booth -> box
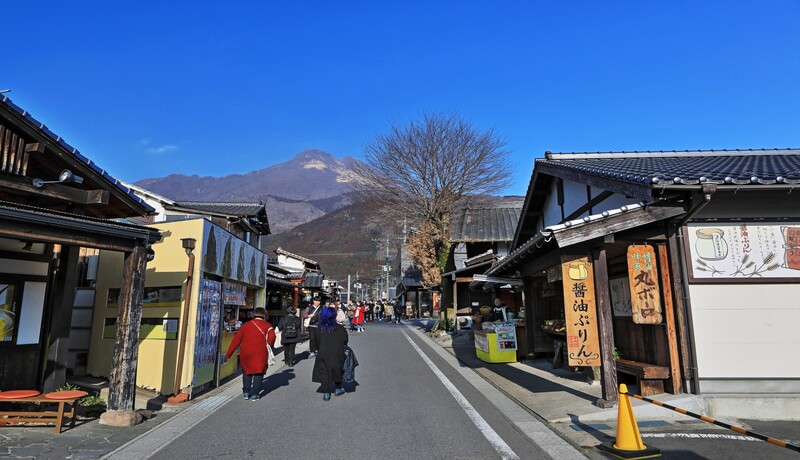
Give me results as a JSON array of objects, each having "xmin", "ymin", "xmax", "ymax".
[
  {"xmin": 485, "ymin": 149, "xmax": 800, "ymax": 404},
  {"xmin": 89, "ymin": 218, "xmax": 270, "ymax": 397}
]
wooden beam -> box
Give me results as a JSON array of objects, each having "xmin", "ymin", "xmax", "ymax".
[
  {"xmin": 593, "ymin": 247, "xmax": 619, "ymax": 405},
  {"xmin": 658, "ymin": 243, "xmax": 682, "ymax": 394},
  {"xmin": 0, "ymin": 221, "xmax": 142, "ymax": 253},
  {"xmin": 455, "ymin": 277, "xmax": 473, "ymax": 283},
  {"xmin": 552, "ymin": 205, "xmax": 685, "ymax": 248},
  {"xmin": 563, "ymin": 190, "xmax": 615, "ymax": 222},
  {"xmin": 107, "ymin": 244, "xmax": 149, "ymax": 412},
  {"xmin": 0, "ymin": 175, "xmax": 109, "ymax": 205},
  {"xmin": 25, "ymin": 142, "xmax": 45, "ymax": 153}
]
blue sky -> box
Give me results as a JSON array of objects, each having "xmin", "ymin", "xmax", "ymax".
[{"xmin": 4, "ymin": 2, "xmax": 800, "ymax": 196}]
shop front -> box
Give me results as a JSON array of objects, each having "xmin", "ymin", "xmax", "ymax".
[
  {"xmin": 89, "ymin": 218, "xmax": 269, "ymax": 397},
  {"xmin": 487, "ymin": 149, "xmax": 800, "ymax": 403}
]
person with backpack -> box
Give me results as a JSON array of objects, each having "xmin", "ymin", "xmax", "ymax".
[{"xmin": 277, "ymin": 306, "xmax": 302, "ymax": 367}]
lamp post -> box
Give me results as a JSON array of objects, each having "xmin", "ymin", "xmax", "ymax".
[{"xmin": 173, "ymin": 237, "xmax": 196, "ymax": 397}]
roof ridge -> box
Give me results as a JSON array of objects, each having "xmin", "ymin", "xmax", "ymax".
[{"xmin": 543, "ymin": 148, "xmax": 800, "ymax": 160}]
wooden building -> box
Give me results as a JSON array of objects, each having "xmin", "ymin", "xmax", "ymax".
[
  {"xmin": 0, "ymin": 95, "xmax": 159, "ymax": 415},
  {"xmin": 486, "ymin": 149, "xmax": 800, "ymax": 404},
  {"xmin": 441, "ymin": 200, "xmax": 524, "ymax": 325}
]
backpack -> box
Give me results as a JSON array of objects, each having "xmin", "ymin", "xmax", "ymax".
[{"xmin": 284, "ymin": 317, "xmax": 298, "ymax": 339}]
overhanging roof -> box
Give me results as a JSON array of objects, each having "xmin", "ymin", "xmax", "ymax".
[
  {"xmin": 0, "ymin": 95, "xmax": 155, "ymax": 217},
  {"xmin": 0, "ymin": 200, "xmax": 160, "ymax": 252},
  {"xmin": 489, "ymin": 201, "xmax": 685, "ymax": 276}
]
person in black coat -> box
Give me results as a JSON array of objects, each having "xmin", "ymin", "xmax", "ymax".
[
  {"xmin": 277, "ymin": 306, "xmax": 302, "ymax": 367},
  {"xmin": 312, "ymin": 307, "xmax": 349, "ymax": 401}
]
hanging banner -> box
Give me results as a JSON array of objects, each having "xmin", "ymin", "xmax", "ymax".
[
  {"xmin": 560, "ymin": 255, "xmax": 601, "ymax": 366},
  {"xmin": 626, "ymin": 245, "xmax": 663, "ymax": 324}
]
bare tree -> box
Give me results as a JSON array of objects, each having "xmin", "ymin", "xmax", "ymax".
[{"xmin": 351, "ymin": 112, "xmax": 512, "ymax": 286}]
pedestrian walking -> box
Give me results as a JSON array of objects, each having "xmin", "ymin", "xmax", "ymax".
[
  {"xmin": 277, "ymin": 306, "xmax": 302, "ymax": 367},
  {"xmin": 365, "ymin": 302, "xmax": 373, "ymax": 323},
  {"xmin": 312, "ymin": 307, "xmax": 349, "ymax": 401},
  {"xmin": 383, "ymin": 302, "xmax": 394, "ymax": 322},
  {"xmin": 375, "ymin": 301, "xmax": 383, "ymax": 321},
  {"xmin": 353, "ymin": 302, "xmax": 365, "ymax": 332},
  {"xmin": 305, "ymin": 296, "xmax": 322, "ymax": 354},
  {"xmin": 224, "ymin": 308, "xmax": 276, "ymax": 401}
]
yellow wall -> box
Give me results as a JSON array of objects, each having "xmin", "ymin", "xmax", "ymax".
[{"xmin": 87, "ymin": 219, "xmax": 205, "ymax": 394}]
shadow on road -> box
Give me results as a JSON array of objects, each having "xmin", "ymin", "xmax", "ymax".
[{"xmin": 257, "ymin": 369, "xmax": 296, "ymax": 397}]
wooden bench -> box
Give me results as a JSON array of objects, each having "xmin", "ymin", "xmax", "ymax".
[
  {"xmin": 615, "ymin": 359, "xmax": 669, "ymax": 396},
  {"xmin": 0, "ymin": 389, "xmax": 88, "ymax": 434}
]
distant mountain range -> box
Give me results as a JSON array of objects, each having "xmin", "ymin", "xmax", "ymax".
[{"xmin": 134, "ymin": 149, "xmax": 359, "ymax": 233}]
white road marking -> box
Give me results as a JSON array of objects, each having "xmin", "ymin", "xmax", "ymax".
[
  {"xmin": 642, "ymin": 432, "xmax": 771, "ymax": 442},
  {"xmin": 403, "ymin": 330, "xmax": 520, "ymax": 460}
]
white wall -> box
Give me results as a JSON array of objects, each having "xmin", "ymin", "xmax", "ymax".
[
  {"xmin": 541, "ymin": 180, "xmax": 639, "ymax": 229},
  {"xmin": 689, "ymin": 283, "xmax": 800, "ymax": 379}
]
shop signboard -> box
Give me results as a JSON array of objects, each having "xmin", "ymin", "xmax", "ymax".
[
  {"xmin": 560, "ymin": 255, "xmax": 601, "ymax": 367},
  {"xmin": 686, "ymin": 222, "xmax": 800, "ymax": 282},
  {"xmin": 194, "ymin": 278, "xmax": 222, "ymax": 386},
  {"xmin": 474, "ymin": 332, "xmax": 489, "ymax": 353},
  {"xmin": 202, "ymin": 221, "xmax": 268, "ymax": 287},
  {"xmin": 223, "ymin": 281, "xmax": 247, "ymax": 306},
  {"xmin": 609, "ymin": 277, "xmax": 633, "ymax": 317},
  {"xmin": 626, "ymin": 245, "xmax": 663, "ymax": 324},
  {"xmin": 495, "ymin": 323, "xmax": 517, "ymax": 351}
]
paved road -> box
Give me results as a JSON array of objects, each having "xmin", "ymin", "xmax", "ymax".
[{"xmin": 145, "ymin": 322, "xmax": 584, "ymax": 460}]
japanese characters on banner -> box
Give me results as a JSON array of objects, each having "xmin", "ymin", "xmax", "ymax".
[
  {"xmin": 560, "ymin": 255, "xmax": 601, "ymax": 366},
  {"xmin": 626, "ymin": 245, "xmax": 663, "ymax": 324},
  {"xmin": 687, "ymin": 222, "xmax": 800, "ymax": 281}
]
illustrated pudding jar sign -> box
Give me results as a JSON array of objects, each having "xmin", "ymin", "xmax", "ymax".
[
  {"xmin": 783, "ymin": 226, "xmax": 800, "ymax": 270},
  {"xmin": 695, "ymin": 228, "xmax": 729, "ymax": 260}
]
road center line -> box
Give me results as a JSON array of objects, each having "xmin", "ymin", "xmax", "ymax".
[{"xmin": 403, "ymin": 330, "xmax": 520, "ymax": 460}]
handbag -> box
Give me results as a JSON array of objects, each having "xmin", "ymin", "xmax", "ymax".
[{"xmin": 254, "ymin": 321, "xmax": 277, "ymax": 366}]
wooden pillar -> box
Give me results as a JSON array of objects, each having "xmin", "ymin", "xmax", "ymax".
[
  {"xmin": 42, "ymin": 245, "xmax": 81, "ymax": 392},
  {"xmin": 592, "ymin": 247, "xmax": 618, "ymax": 406},
  {"xmin": 667, "ymin": 231, "xmax": 691, "ymax": 380},
  {"xmin": 107, "ymin": 244, "xmax": 148, "ymax": 412},
  {"xmin": 658, "ymin": 244, "xmax": 682, "ymax": 394}
]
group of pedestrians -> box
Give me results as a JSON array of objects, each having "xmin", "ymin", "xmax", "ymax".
[{"xmin": 223, "ymin": 296, "xmax": 357, "ymax": 403}]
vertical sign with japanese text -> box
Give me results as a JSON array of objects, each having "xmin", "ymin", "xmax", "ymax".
[
  {"xmin": 560, "ymin": 255, "xmax": 601, "ymax": 366},
  {"xmin": 626, "ymin": 245, "xmax": 663, "ymax": 325}
]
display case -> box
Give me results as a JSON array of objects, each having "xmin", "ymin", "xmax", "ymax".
[{"xmin": 474, "ymin": 323, "xmax": 517, "ymax": 363}]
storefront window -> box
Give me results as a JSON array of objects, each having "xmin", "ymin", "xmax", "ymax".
[{"xmin": 106, "ymin": 286, "xmax": 182, "ymax": 308}]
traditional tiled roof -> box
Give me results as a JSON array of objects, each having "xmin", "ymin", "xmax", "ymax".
[
  {"xmin": 450, "ymin": 200, "xmax": 524, "ymax": 243},
  {"xmin": 171, "ymin": 202, "xmax": 266, "ymax": 216},
  {"xmin": 0, "ymin": 95, "xmax": 154, "ymax": 215},
  {"xmin": 538, "ymin": 149, "xmax": 800, "ymax": 186}
]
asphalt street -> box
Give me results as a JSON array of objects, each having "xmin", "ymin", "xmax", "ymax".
[{"xmin": 148, "ymin": 322, "xmax": 584, "ymax": 460}]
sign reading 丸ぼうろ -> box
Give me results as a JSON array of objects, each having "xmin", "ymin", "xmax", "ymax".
[
  {"xmin": 626, "ymin": 245, "xmax": 663, "ymax": 324},
  {"xmin": 560, "ymin": 255, "xmax": 601, "ymax": 366}
]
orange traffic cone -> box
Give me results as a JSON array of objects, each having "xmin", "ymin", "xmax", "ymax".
[{"xmin": 597, "ymin": 384, "xmax": 661, "ymax": 459}]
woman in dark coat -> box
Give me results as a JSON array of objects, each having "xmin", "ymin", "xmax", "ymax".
[
  {"xmin": 277, "ymin": 306, "xmax": 302, "ymax": 367},
  {"xmin": 225, "ymin": 308, "xmax": 276, "ymax": 401},
  {"xmin": 312, "ymin": 306, "xmax": 348, "ymax": 401}
]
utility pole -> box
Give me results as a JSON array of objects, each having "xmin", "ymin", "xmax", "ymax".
[{"xmin": 347, "ymin": 274, "xmax": 351, "ymax": 302}]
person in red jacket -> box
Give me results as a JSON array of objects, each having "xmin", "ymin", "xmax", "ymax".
[
  {"xmin": 352, "ymin": 302, "xmax": 366, "ymax": 332},
  {"xmin": 225, "ymin": 308, "xmax": 276, "ymax": 401}
]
